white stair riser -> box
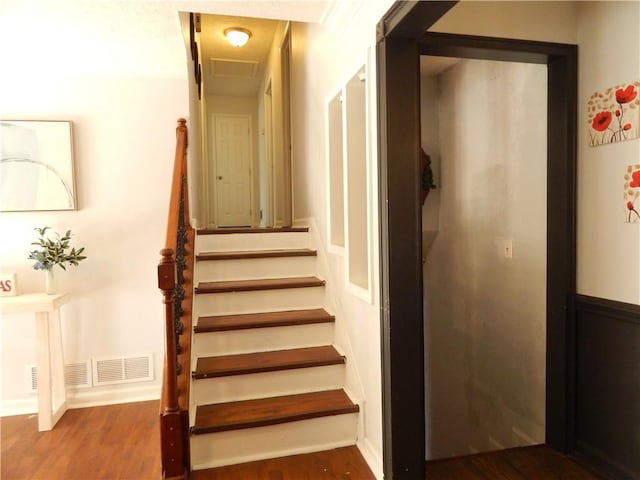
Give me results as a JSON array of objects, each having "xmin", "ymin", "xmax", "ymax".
[
  {"xmin": 195, "ymin": 256, "xmax": 317, "ymax": 283},
  {"xmin": 196, "ymin": 232, "xmax": 311, "ymax": 253},
  {"xmin": 191, "ymin": 413, "xmax": 358, "ymax": 470},
  {"xmin": 194, "ymin": 287, "xmax": 325, "ymax": 317},
  {"xmin": 193, "ymin": 323, "xmax": 334, "ymax": 357},
  {"xmin": 192, "ymin": 365, "xmax": 345, "ymax": 405}
]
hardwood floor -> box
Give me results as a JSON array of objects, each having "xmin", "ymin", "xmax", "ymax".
[
  {"xmin": 190, "ymin": 446, "xmax": 376, "ymax": 480},
  {"xmin": 1, "ymin": 401, "xmax": 605, "ymax": 480},
  {"xmin": 425, "ymin": 445, "xmax": 605, "ymax": 479},
  {"xmin": 1, "ymin": 400, "xmax": 161, "ymax": 480},
  {"xmin": 0, "ymin": 401, "xmax": 373, "ymax": 480}
]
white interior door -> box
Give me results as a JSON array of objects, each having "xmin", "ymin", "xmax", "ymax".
[{"xmin": 214, "ymin": 114, "xmax": 253, "ymax": 227}]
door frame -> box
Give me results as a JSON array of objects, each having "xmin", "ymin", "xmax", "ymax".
[
  {"xmin": 376, "ymin": 2, "xmax": 577, "ymax": 478},
  {"xmin": 211, "ymin": 112, "xmax": 255, "ymax": 227},
  {"xmin": 264, "ymin": 80, "xmax": 275, "ymax": 227},
  {"xmin": 279, "ymin": 22, "xmax": 293, "ymax": 227}
]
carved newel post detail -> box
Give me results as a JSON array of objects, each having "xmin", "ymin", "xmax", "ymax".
[
  {"xmin": 158, "ymin": 248, "xmax": 178, "ymax": 413},
  {"xmin": 158, "ymin": 248, "xmax": 185, "ymax": 479}
]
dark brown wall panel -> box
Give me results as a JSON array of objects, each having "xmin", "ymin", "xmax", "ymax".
[{"xmin": 575, "ymin": 295, "xmax": 640, "ymax": 480}]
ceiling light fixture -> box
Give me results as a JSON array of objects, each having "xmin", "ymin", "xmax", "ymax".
[{"xmin": 224, "ymin": 28, "xmax": 252, "ymax": 47}]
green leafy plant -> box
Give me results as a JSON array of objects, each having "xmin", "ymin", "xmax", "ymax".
[{"xmin": 28, "ymin": 227, "xmax": 87, "ymax": 271}]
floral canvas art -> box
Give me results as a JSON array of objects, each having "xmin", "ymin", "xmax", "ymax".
[
  {"xmin": 588, "ymin": 81, "xmax": 640, "ymax": 146},
  {"xmin": 624, "ymin": 165, "xmax": 640, "ymax": 223}
]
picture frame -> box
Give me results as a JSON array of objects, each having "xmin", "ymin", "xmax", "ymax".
[{"xmin": 0, "ymin": 120, "xmax": 77, "ymax": 211}]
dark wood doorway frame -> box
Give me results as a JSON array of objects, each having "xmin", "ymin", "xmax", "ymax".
[{"xmin": 376, "ymin": 2, "xmax": 577, "ymax": 479}]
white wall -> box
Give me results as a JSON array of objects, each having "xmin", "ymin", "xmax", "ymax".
[
  {"xmin": 421, "ymin": 74, "xmax": 442, "ymax": 250},
  {"xmin": 576, "ymin": 1, "xmax": 640, "ymax": 304},
  {"xmin": 256, "ymin": 22, "xmax": 288, "ymax": 228},
  {"xmin": 0, "ymin": 1, "xmax": 189, "ymax": 412},
  {"xmin": 430, "ymin": 1, "xmax": 577, "ymax": 44},
  {"xmin": 290, "ymin": 1, "xmax": 394, "ymax": 476},
  {"xmin": 429, "ymin": 2, "xmax": 640, "ymax": 305},
  {"xmin": 422, "ymin": 59, "xmax": 547, "ymax": 459}
]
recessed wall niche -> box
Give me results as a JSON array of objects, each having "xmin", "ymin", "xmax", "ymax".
[
  {"xmin": 344, "ymin": 66, "xmax": 369, "ymax": 292},
  {"xmin": 327, "ymin": 92, "xmax": 345, "ymax": 248}
]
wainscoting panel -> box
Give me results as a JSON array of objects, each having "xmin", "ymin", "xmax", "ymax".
[{"xmin": 575, "ymin": 294, "xmax": 640, "ymax": 480}]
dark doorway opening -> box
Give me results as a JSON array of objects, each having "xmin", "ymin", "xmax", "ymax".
[{"xmin": 376, "ymin": 3, "xmax": 577, "ymax": 479}]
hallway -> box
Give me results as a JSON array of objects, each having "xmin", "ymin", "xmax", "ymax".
[
  {"xmin": 2, "ymin": 401, "xmax": 604, "ymax": 480},
  {"xmin": 425, "ymin": 445, "xmax": 603, "ymax": 480}
]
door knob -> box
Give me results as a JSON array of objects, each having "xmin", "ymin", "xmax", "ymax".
[{"xmin": 218, "ymin": 176, "xmax": 223, "ymax": 180}]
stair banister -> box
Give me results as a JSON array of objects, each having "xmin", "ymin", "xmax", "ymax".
[{"xmin": 158, "ymin": 118, "xmax": 193, "ymax": 479}]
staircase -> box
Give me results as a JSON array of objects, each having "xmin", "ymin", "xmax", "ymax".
[{"xmin": 189, "ymin": 226, "xmax": 359, "ymax": 470}]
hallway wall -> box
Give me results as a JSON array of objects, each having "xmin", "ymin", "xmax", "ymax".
[
  {"xmin": 289, "ymin": 2, "xmax": 394, "ymax": 476},
  {"xmin": 422, "ymin": 59, "xmax": 548, "ymax": 459},
  {"xmin": 576, "ymin": 1, "xmax": 640, "ymax": 304},
  {"xmin": 0, "ymin": 2, "xmax": 190, "ymax": 411}
]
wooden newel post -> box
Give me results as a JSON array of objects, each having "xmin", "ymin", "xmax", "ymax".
[
  {"xmin": 159, "ymin": 248, "xmax": 186, "ymax": 479},
  {"xmin": 158, "ymin": 248, "xmax": 178, "ymax": 413}
]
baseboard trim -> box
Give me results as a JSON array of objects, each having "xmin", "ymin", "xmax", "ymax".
[
  {"xmin": 574, "ymin": 440, "xmax": 640, "ymax": 480},
  {"xmin": 1, "ymin": 384, "xmax": 160, "ymax": 417},
  {"xmin": 358, "ymin": 437, "xmax": 384, "ymax": 480},
  {"xmin": 192, "ymin": 440, "xmax": 357, "ymax": 471}
]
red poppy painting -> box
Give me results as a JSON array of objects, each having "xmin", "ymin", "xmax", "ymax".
[
  {"xmin": 624, "ymin": 165, "xmax": 640, "ymax": 223},
  {"xmin": 588, "ymin": 80, "xmax": 640, "ymax": 146}
]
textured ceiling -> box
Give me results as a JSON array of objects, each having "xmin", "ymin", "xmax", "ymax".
[
  {"xmin": 1, "ymin": 0, "xmax": 331, "ymax": 79},
  {"xmin": 200, "ymin": 14, "xmax": 281, "ymax": 96}
]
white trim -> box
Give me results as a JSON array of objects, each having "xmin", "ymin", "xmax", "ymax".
[
  {"xmin": 193, "ymin": 438, "xmax": 356, "ymax": 472},
  {"xmin": 325, "ymin": 85, "xmax": 347, "ymax": 252},
  {"xmin": 342, "ymin": 61, "xmax": 373, "ymax": 303},
  {"xmin": 1, "ymin": 384, "xmax": 160, "ymax": 417},
  {"xmin": 201, "ymin": 94, "xmax": 211, "ymax": 228},
  {"xmin": 320, "ymin": 0, "xmax": 366, "ymax": 33},
  {"xmin": 304, "ymin": 217, "xmax": 368, "ymax": 430},
  {"xmin": 358, "ymin": 437, "xmax": 384, "ymax": 480}
]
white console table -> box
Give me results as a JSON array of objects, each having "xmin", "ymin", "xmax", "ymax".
[{"xmin": 0, "ymin": 293, "xmax": 70, "ymax": 431}]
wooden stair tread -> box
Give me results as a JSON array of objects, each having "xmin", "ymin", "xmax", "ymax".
[
  {"xmin": 197, "ymin": 248, "xmax": 316, "ymax": 261},
  {"xmin": 193, "ymin": 345, "xmax": 344, "ymax": 379},
  {"xmin": 198, "ymin": 227, "xmax": 308, "ymax": 235},
  {"xmin": 192, "ymin": 389, "xmax": 358, "ymax": 434},
  {"xmin": 195, "ymin": 276, "xmax": 325, "ymax": 294},
  {"xmin": 195, "ymin": 308, "xmax": 335, "ymax": 333}
]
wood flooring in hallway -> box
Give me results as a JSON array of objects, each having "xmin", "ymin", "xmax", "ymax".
[
  {"xmin": 425, "ymin": 445, "xmax": 605, "ymax": 479},
  {"xmin": 1, "ymin": 400, "xmax": 161, "ymax": 480},
  {"xmin": 1, "ymin": 400, "xmax": 606, "ymax": 480}
]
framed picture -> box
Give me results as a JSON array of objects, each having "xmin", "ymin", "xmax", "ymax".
[{"xmin": 0, "ymin": 120, "xmax": 76, "ymax": 211}]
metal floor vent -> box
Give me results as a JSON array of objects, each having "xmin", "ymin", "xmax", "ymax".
[
  {"xmin": 92, "ymin": 354, "xmax": 153, "ymax": 386},
  {"xmin": 27, "ymin": 361, "xmax": 92, "ymax": 392}
]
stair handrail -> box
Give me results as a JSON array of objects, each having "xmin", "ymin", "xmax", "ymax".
[{"xmin": 158, "ymin": 118, "xmax": 194, "ymax": 479}]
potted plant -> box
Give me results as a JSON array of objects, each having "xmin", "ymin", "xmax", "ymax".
[{"xmin": 28, "ymin": 227, "xmax": 87, "ymax": 294}]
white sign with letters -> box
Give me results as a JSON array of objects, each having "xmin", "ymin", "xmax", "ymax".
[{"xmin": 0, "ymin": 273, "xmax": 17, "ymax": 296}]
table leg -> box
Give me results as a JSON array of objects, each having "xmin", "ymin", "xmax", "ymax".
[
  {"xmin": 34, "ymin": 312, "xmax": 52, "ymax": 431},
  {"xmin": 49, "ymin": 308, "xmax": 68, "ymax": 426}
]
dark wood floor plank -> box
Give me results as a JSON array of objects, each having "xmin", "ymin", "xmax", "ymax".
[
  {"xmin": 193, "ymin": 389, "xmax": 358, "ymax": 434},
  {"xmin": 1, "ymin": 400, "xmax": 160, "ymax": 480},
  {"xmin": 195, "ymin": 276, "xmax": 325, "ymax": 294},
  {"xmin": 198, "ymin": 227, "xmax": 308, "ymax": 235},
  {"xmin": 195, "ymin": 308, "xmax": 335, "ymax": 333},
  {"xmin": 194, "ymin": 345, "xmax": 345, "ymax": 379},
  {"xmin": 190, "ymin": 446, "xmax": 376, "ymax": 480},
  {"xmin": 425, "ymin": 445, "xmax": 604, "ymax": 480},
  {"xmin": 197, "ymin": 248, "xmax": 317, "ymax": 261}
]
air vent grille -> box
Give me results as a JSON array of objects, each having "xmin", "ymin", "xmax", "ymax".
[
  {"xmin": 92, "ymin": 354, "xmax": 153, "ymax": 386},
  {"xmin": 27, "ymin": 361, "xmax": 92, "ymax": 392},
  {"xmin": 210, "ymin": 58, "xmax": 259, "ymax": 78}
]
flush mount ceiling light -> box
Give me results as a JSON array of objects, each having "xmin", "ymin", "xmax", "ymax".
[{"xmin": 224, "ymin": 28, "xmax": 252, "ymax": 47}]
